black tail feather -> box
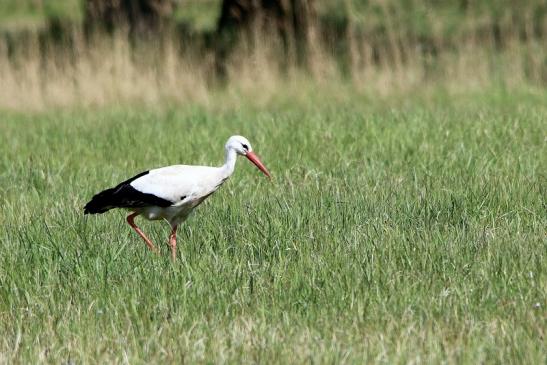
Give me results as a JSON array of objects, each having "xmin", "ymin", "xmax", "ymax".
[
  {"xmin": 84, "ymin": 187, "xmax": 117, "ymax": 214},
  {"xmin": 84, "ymin": 170, "xmax": 173, "ymax": 215}
]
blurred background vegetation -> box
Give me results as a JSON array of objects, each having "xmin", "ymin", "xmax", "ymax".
[{"xmin": 0, "ymin": 0, "xmax": 545, "ymax": 110}]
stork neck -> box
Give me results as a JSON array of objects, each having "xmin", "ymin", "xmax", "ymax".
[{"xmin": 221, "ymin": 148, "xmax": 237, "ymax": 177}]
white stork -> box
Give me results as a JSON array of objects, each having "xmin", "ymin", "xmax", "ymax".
[{"xmin": 84, "ymin": 135, "xmax": 271, "ymax": 260}]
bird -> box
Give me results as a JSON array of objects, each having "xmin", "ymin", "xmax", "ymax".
[{"xmin": 84, "ymin": 135, "xmax": 271, "ymax": 260}]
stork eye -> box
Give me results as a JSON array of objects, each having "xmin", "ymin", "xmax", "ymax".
[{"xmin": 242, "ymin": 144, "xmax": 249, "ymax": 150}]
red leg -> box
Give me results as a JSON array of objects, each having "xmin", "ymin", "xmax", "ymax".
[
  {"xmin": 169, "ymin": 225, "xmax": 177, "ymax": 261},
  {"xmin": 126, "ymin": 212, "xmax": 157, "ymax": 252}
]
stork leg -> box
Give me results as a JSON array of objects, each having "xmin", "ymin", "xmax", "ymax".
[
  {"xmin": 126, "ymin": 212, "xmax": 157, "ymax": 252},
  {"xmin": 169, "ymin": 225, "xmax": 178, "ymax": 261}
]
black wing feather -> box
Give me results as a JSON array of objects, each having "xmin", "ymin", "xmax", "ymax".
[{"xmin": 84, "ymin": 170, "xmax": 173, "ymax": 214}]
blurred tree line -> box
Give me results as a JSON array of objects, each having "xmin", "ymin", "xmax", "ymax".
[
  {"xmin": 83, "ymin": 0, "xmax": 318, "ymax": 73},
  {"xmin": 1, "ymin": 0, "xmax": 545, "ymax": 82},
  {"xmin": 80, "ymin": 0, "xmax": 547, "ymax": 74}
]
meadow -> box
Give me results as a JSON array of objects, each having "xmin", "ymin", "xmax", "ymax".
[{"xmin": 0, "ymin": 87, "xmax": 545, "ymax": 363}]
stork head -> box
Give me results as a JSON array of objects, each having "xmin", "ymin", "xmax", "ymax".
[
  {"xmin": 226, "ymin": 135, "xmax": 271, "ymax": 178},
  {"xmin": 226, "ymin": 135, "xmax": 253, "ymax": 155}
]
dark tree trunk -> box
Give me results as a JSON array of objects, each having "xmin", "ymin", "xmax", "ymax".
[
  {"xmin": 215, "ymin": 0, "xmax": 317, "ymax": 79},
  {"xmin": 84, "ymin": 0, "xmax": 176, "ymax": 38}
]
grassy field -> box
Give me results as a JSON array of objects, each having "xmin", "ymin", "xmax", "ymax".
[{"xmin": 0, "ymin": 88, "xmax": 545, "ymax": 363}]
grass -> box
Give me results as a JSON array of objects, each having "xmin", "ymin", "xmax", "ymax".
[
  {"xmin": 0, "ymin": 88, "xmax": 545, "ymax": 363},
  {"xmin": 0, "ymin": 0, "xmax": 82, "ymax": 31}
]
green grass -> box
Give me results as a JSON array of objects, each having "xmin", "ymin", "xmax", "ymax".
[
  {"xmin": 0, "ymin": 0, "xmax": 82, "ymax": 30},
  {"xmin": 174, "ymin": 0, "xmax": 221, "ymax": 32},
  {"xmin": 0, "ymin": 89, "xmax": 545, "ymax": 363}
]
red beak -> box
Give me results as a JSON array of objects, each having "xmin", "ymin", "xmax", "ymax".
[{"xmin": 245, "ymin": 151, "xmax": 271, "ymax": 178}]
